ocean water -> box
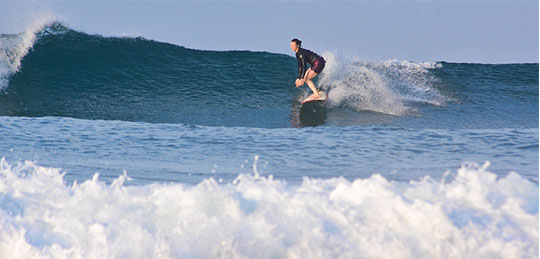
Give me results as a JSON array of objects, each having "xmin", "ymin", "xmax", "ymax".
[{"xmin": 0, "ymin": 22, "xmax": 538, "ymax": 258}]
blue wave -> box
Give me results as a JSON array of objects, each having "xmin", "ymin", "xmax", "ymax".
[{"xmin": 0, "ymin": 23, "xmax": 538, "ymax": 128}]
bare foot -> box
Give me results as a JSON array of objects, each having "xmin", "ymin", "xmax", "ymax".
[{"xmin": 301, "ymin": 95, "xmax": 316, "ymax": 104}]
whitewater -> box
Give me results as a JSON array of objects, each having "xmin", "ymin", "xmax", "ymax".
[
  {"xmin": 0, "ymin": 18, "xmax": 538, "ymax": 259},
  {"xmin": 0, "ymin": 159, "xmax": 538, "ymax": 258}
]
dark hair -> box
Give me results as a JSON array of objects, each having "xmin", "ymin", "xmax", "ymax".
[{"xmin": 291, "ymin": 38, "xmax": 302, "ymax": 46}]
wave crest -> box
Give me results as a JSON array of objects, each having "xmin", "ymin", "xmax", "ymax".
[{"xmin": 0, "ymin": 17, "xmax": 58, "ymax": 91}]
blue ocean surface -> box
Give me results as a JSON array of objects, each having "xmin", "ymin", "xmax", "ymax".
[{"xmin": 0, "ymin": 22, "xmax": 538, "ymax": 258}]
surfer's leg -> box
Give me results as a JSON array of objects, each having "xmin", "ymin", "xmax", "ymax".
[
  {"xmin": 304, "ymin": 69, "xmax": 320, "ymax": 98},
  {"xmin": 304, "ymin": 57, "xmax": 325, "ymax": 99}
]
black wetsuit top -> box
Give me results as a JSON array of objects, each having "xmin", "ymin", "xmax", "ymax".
[{"xmin": 296, "ymin": 48, "xmax": 321, "ymax": 79}]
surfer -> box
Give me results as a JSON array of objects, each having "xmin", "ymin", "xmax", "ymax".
[{"xmin": 291, "ymin": 38, "xmax": 326, "ymax": 103}]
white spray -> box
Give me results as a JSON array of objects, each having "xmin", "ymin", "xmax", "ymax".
[
  {"xmin": 317, "ymin": 52, "xmax": 446, "ymax": 116},
  {"xmin": 0, "ymin": 12, "xmax": 57, "ymax": 91}
]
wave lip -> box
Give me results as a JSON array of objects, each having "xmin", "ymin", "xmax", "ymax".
[
  {"xmin": 0, "ymin": 159, "xmax": 537, "ymax": 258},
  {"xmin": 0, "ymin": 17, "xmax": 58, "ymax": 91}
]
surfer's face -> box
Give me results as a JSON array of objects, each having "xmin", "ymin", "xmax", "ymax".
[{"xmin": 291, "ymin": 42, "xmax": 299, "ymax": 52}]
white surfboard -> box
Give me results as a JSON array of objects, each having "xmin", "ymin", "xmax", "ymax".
[{"xmin": 301, "ymin": 91, "xmax": 328, "ymax": 104}]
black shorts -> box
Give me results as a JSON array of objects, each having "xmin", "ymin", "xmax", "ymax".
[{"xmin": 311, "ymin": 57, "xmax": 326, "ymax": 74}]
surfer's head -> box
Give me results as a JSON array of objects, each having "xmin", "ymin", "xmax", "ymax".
[{"xmin": 291, "ymin": 38, "xmax": 301, "ymax": 52}]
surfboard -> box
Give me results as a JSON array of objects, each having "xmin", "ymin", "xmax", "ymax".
[{"xmin": 301, "ymin": 91, "xmax": 328, "ymax": 104}]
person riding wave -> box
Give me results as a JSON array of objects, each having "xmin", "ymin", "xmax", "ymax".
[{"xmin": 290, "ymin": 38, "xmax": 326, "ymax": 103}]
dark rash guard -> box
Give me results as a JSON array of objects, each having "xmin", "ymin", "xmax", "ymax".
[{"xmin": 296, "ymin": 48, "xmax": 321, "ymax": 79}]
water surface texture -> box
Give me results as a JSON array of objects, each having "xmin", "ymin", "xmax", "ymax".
[{"xmin": 0, "ymin": 22, "xmax": 537, "ymax": 258}]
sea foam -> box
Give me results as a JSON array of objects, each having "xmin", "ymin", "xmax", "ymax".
[
  {"xmin": 0, "ymin": 158, "xmax": 537, "ymax": 258},
  {"xmin": 318, "ymin": 52, "xmax": 447, "ymax": 116}
]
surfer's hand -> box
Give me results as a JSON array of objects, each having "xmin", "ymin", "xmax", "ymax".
[{"xmin": 295, "ymin": 79, "xmax": 304, "ymax": 87}]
